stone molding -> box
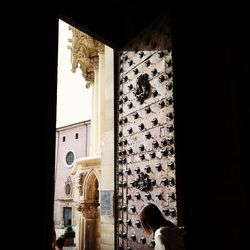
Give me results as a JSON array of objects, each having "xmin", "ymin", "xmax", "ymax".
[{"xmin": 72, "ymin": 155, "xmax": 101, "ymax": 174}]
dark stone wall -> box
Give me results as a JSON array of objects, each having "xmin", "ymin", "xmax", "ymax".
[{"xmin": 172, "ymin": 5, "xmax": 249, "ymax": 250}]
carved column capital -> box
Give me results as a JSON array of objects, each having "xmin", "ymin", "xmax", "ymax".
[
  {"xmin": 68, "ymin": 26, "xmax": 104, "ymax": 88},
  {"xmin": 77, "ymin": 202, "xmax": 100, "ymax": 219}
]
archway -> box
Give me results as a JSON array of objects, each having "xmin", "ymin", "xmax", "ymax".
[
  {"xmin": 79, "ymin": 170, "xmax": 100, "ymax": 250},
  {"xmin": 84, "ymin": 171, "xmax": 99, "ymax": 203}
]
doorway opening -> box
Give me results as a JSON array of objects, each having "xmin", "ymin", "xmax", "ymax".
[
  {"xmin": 63, "ymin": 207, "xmax": 72, "ymax": 227},
  {"xmin": 54, "ymin": 18, "xmax": 115, "ymax": 250}
]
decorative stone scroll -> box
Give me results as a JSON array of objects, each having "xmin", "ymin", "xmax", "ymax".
[{"xmin": 68, "ymin": 26, "xmax": 104, "ymax": 88}]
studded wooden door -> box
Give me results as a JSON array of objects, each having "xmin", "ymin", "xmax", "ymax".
[{"xmin": 116, "ymin": 13, "xmax": 177, "ymax": 250}]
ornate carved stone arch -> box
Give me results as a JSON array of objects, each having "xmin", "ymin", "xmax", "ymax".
[{"xmin": 84, "ymin": 170, "xmax": 100, "ymax": 203}]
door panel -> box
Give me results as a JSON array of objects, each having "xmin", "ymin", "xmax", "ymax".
[{"xmin": 116, "ymin": 12, "xmax": 177, "ymax": 250}]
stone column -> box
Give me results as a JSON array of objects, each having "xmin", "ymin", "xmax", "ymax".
[
  {"xmin": 76, "ymin": 206, "xmax": 85, "ymax": 250},
  {"xmin": 79, "ymin": 202, "xmax": 100, "ymax": 250},
  {"xmin": 90, "ymin": 64, "xmax": 99, "ymax": 156},
  {"xmin": 98, "ymin": 51, "xmax": 105, "ymax": 151}
]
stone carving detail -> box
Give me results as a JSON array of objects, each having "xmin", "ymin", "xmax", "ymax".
[
  {"xmin": 78, "ymin": 172, "xmax": 87, "ymax": 196},
  {"xmin": 64, "ymin": 176, "xmax": 73, "ymax": 197},
  {"xmin": 77, "ymin": 202, "xmax": 100, "ymax": 219},
  {"xmin": 68, "ymin": 26, "xmax": 104, "ymax": 88}
]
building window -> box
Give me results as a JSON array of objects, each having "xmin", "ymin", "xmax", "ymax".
[
  {"xmin": 65, "ymin": 183, "xmax": 71, "ymax": 196},
  {"xmin": 65, "ymin": 151, "xmax": 75, "ymax": 166},
  {"xmin": 62, "ymin": 136, "xmax": 66, "ymax": 142},
  {"xmin": 63, "ymin": 207, "xmax": 72, "ymax": 227},
  {"xmin": 75, "ymin": 133, "xmax": 79, "ymax": 139}
]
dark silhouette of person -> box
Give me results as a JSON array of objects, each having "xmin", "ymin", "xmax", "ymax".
[{"xmin": 140, "ymin": 202, "xmax": 185, "ymax": 250}]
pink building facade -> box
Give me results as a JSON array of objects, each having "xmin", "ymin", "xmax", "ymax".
[{"xmin": 54, "ymin": 120, "xmax": 90, "ymax": 228}]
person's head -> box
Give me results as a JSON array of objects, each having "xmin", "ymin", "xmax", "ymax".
[{"xmin": 140, "ymin": 203, "xmax": 174, "ymax": 235}]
